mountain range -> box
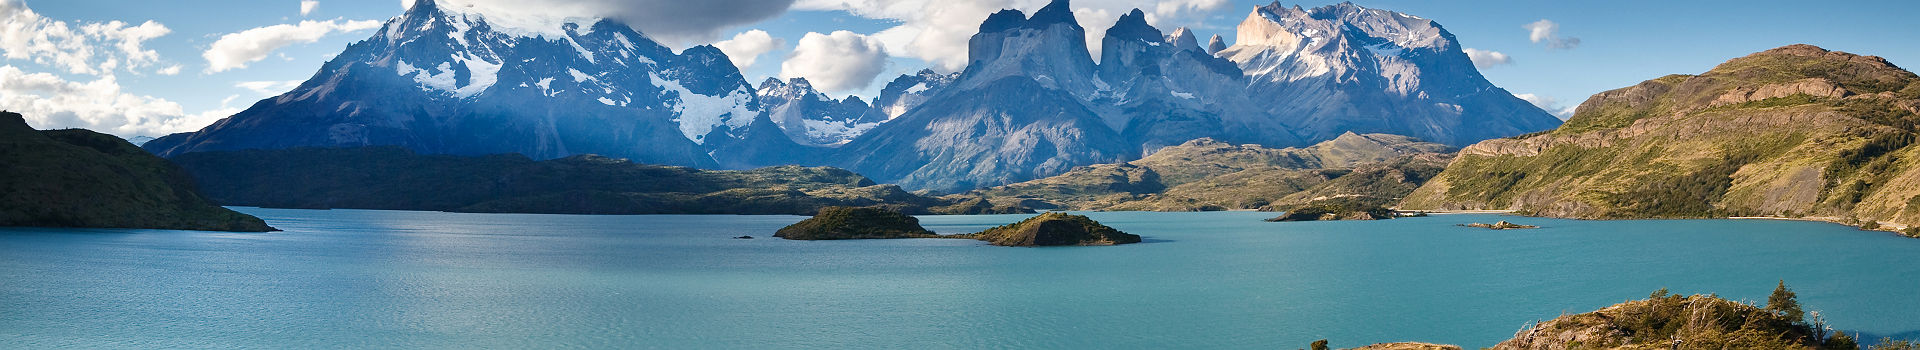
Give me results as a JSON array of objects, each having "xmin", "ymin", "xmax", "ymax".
[{"xmin": 142, "ymin": 0, "xmax": 1559, "ymax": 192}]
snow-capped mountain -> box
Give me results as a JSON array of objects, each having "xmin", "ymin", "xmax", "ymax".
[
  {"xmin": 143, "ymin": 0, "xmax": 800, "ymax": 168},
  {"xmin": 834, "ymin": 0, "xmax": 1133, "ymax": 192},
  {"xmin": 1216, "ymin": 2, "xmax": 1560, "ymax": 146},
  {"xmin": 755, "ymin": 77, "xmax": 883, "ymax": 146},
  {"xmin": 871, "ymin": 69, "xmax": 958, "ymax": 119},
  {"xmin": 834, "ymin": 0, "xmax": 1556, "ymax": 191}
]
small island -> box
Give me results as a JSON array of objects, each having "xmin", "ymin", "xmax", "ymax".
[
  {"xmin": 773, "ymin": 206, "xmax": 940, "ymax": 240},
  {"xmin": 968, "ymin": 212, "xmax": 1141, "ymax": 246},
  {"xmin": 774, "ymin": 208, "xmax": 1141, "ymax": 246},
  {"xmin": 1461, "ymin": 221, "xmax": 1538, "ymax": 230},
  {"xmin": 1264, "ymin": 198, "xmax": 1396, "ymax": 222}
]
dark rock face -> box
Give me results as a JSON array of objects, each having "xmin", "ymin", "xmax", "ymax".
[
  {"xmin": 0, "ymin": 112, "xmax": 274, "ymax": 232},
  {"xmin": 143, "ymin": 0, "xmax": 802, "ymax": 169},
  {"xmin": 774, "ymin": 206, "xmax": 937, "ymax": 240},
  {"xmin": 971, "ymin": 212, "xmax": 1141, "ymax": 246}
]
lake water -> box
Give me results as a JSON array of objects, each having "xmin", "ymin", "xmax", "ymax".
[{"xmin": 2, "ymin": 209, "xmax": 1917, "ymax": 349}]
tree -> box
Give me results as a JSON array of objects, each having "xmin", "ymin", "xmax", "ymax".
[
  {"xmin": 1823, "ymin": 330, "xmax": 1859, "ymax": 350},
  {"xmin": 1311, "ymin": 339, "xmax": 1329, "ymax": 350},
  {"xmin": 1767, "ymin": 280, "xmax": 1805, "ymax": 322}
]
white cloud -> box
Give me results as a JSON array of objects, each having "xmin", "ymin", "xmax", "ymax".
[
  {"xmin": 301, "ymin": 0, "xmax": 320, "ymax": 16},
  {"xmin": 798, "ymin": 0, "xmax": 1232, "ymax": 72},
  {"xmin": 1515, "ymin": 93, "xmax": 1577, "ymax": 120},
  {"xmin": 780, "ymin": 30, "xmax": 888, "ymax": 93},
  {"xmin": 156, "ymin": 64, "xmax": 181, "ymax": 75},
  {"xmin": 403, "ymin": 0, "xmax": 797, "ymax": 47},
  {"xmin": 0, "ymin": 0, "xmax": 171, "ymax": 76},
  {"xmin": 713, "ymin": 29, "xmax": 782, "ymax": 71},
  {"xmin": 1523, "ymin": 19, "xmax": 1580, "ymax": 50},
  {"xmin": 1462, "ymin": 48, "xmax": 1511, "ymax": 69},
  {"xmin": 201, "ymin": 19, "xmax": 381, "ymax": 73},
  {"xmin": 0, "ymin": 65, "xmax": 234, "ymax": 137},
  {"xmin": 235, "ymin": 80, "xmax": 301, "ymax": 96}
]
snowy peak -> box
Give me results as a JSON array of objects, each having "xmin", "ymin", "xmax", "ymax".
[
  {"xmin": 873, "ymin": 69, "xmax": 957, "ymax": 119},
  {"xmin": 756, "ymin": 77, "xmax": 883, "ymax": 146}
]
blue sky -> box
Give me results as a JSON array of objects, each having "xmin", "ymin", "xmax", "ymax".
[{"xmin": 5, "ymin": 0, "xmax": 1918, "ymax": 137}]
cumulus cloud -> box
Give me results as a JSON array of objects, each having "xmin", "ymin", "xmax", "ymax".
[
  {"xmin": 1523, "ymin": 19, "xmax": 1580, "ymax": 50},
  {"xmin": 0, "ymin": 65, "xmax": 237, "ymax": 137},
  {"xmin": 201, "ymin": 19, "xmax": 381, "ymax": 73},
  {"xmin": 156, "ymin": 64, "xmax": 181, "ymax": 75},
  {"xmin": 0, "ymin": 0, "xmax": 171, "ymax": 76},
  {"xmin": 404, "ymin": 0, "xmax": 797, "ymax": 46},
  {"xmin": 799, "ymin": 0, "xmax": 1233, "ymax": 72},
  {"xmin": 1514, "ymin": 93, "xmax": 1576, "ymax": 120},
  {"xmin": 1462, "ymin": 48, "xmax": 1511, "ymax": 69},
  {"xmin": 301, "ymin": 0, "xmax": 319, "ymax": 16},
  {"xmin": 780, "ymin": 30, "xmax": 888, "ymax": 93},
  {"xmin": 713, "ymin": 29, "xmax": 782, "ymax": 70},
  {"xmin": 236, "ymin": 80, "xmax": 301, "ymax": 96}
]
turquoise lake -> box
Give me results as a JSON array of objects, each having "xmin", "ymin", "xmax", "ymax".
[{"xmin": 2, "ymin": 209, "xmax": 1917, "ymax": 349}]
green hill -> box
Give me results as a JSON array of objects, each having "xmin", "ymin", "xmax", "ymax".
[
  {"xmin": 959, "ymin": 133, "xmax": 1453, "ymax": 211},
  {"xmin": 1404, "ymin": 44, "xmax": 1920, "ymax": 236},
  {"xmin": 0, "ymin": 112, "xmax": 273, "ymax": 232}
]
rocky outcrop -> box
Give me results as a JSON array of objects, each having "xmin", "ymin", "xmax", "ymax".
[
  {"xmin": 1405, "ymin": 44, "xmax": 1920, "ymax": 230},
  {"xmin": 1462, "ymin": 221, "xmax": 1536, "ymax": 230},
  {"xmin": 1492, "ymin": 292, "xmax": 1825, "ymax": 349},
  {"xmin": 970, "ymin": 212, "xmax": 1140, "ymax": 246},
  {"xmin": 1350, "ymin": 343, "xmax": 1462, "ymax": 350},
  {"xmin": 774, "ymin": 206, "xmax": 938, "ymax": 240},
  {"xmin": 0, "ymin": 112, "xmax": 274, "ymax": 232}
]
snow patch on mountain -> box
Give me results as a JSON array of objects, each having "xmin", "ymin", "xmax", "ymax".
[{"xmin": 653, "ymin": 73, "xmax": 756, "ymax": 145}]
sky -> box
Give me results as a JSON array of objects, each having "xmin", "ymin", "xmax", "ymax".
[{"xmin": 3, "ymin": 0, "xmax": 1917, "ymax": 138}]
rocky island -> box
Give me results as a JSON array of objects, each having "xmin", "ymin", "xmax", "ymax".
[
  {"xmin": 0, "ymin": 112, "xmax": 274, "ymax": 232},
  {"xmin": 774, "ymin": 208, "xmax": 1141, "ymax": 246},
  {"xmin": 773, "ymin": 206, "xmax": 940, "ymax": 240},
  {"xmin": 969, "ymin": 212, "xmax": 1142, "ymax": 246},
  {"xmin": 1462, "ymin": 221, "xmax": 1538, "ymax": 230}
]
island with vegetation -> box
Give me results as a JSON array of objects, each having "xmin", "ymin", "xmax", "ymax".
[
  {"xmin": 774, "ymin": 208, "xmax": 1140, "ymax": 246},
  {"xmin": 773, "ymin": 206, "xmax": 941, "ymax": 240},
  {"xmin": 0, "ymin": 112, "xmax": 274, "ymax": 232}
]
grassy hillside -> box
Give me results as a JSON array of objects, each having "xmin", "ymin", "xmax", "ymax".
[
  {"xmin": 959, "ymin": 133, "xmax": 1453, "ymax": 211},
  {"xmin": 0, "ymin": 112, "xmax": 273, "ymax": 232},
  {"xmin": 1404, "ymin": 44, "xmax": 1920, "ymax": 236}
]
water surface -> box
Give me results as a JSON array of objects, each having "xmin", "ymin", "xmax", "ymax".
[{"xmin": 2, "ymin": 209, "xmax": 1916, "ymax": 349}]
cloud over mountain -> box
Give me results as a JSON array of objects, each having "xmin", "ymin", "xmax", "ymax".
[
  {"xmin": 201, "ymin": 19, "xmax": 381, "ymax": 73},
  {"xmin": 780, "ymin": 30, "xmax": 888, "ymax": 94}
]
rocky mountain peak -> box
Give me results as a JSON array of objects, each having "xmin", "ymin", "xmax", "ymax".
[
  {"xmin": 1166, "ymin": 27, "xmax": 1201, "ymax": 52},
  {"xmin": 1106, "ymin": 9, "xmax": 1160, "ymax": 43},
  {"xmin": 960, "ymin": 0, "xmax": 1097, "ymax": 93},
  {"xmin": 1207, "ymin": 34, "xmax": 1226, "ymax": 54}
]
